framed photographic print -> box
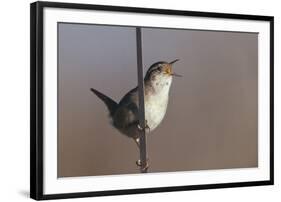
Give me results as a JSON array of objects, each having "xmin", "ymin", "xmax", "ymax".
[{"xmin": 30, "ymin": 1, "xmax": 274, "ymax": 200}]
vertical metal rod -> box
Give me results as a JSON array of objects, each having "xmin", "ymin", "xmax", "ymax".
[{"xmin": 136, "ymin": 27, "xmax": 148, "ymax": 173}]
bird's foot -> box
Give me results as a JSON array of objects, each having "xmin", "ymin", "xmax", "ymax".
[
  {"xmin": 144, "ymin": 120, "xmax": 150, "ymax": 133},
  {"xmin": 134, "ymin": 137, "xmax": 140, "ymax": 148},
  {"xmin": 136, "ymin": 158, "xmax": 149, "ymax": 172},
  {"xmin": 137, "ymin": 120, "xmax": 150, "ymax": 133}
]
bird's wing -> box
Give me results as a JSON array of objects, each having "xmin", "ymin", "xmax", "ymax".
[
  {"xmin": 113, "ymin": 102, "xmax": 139, "ymax": 129},
  {"xmin": 118, "ymin": 86, "xmax": 138, "ymax": 106},
  {"xmin": 114, "ymin": 87, "xmax": 139, "ymax": 127},
  {"xmin": 90, "ymin": 88, "xmax": 118, "ymax": 117}
]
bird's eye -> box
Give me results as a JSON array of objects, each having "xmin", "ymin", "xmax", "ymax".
[{"xmin": 157, "ymin": 66, "xmax": 161, "ymax": 71}]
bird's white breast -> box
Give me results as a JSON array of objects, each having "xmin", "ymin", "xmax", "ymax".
[{"xmin": 144, "ymin": 82, "xmax": 170, "ymax": 132}]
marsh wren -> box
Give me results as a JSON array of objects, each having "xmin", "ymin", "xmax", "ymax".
[{"xmin": 90, "ymin": 59, "xmax": 181, "ymax": 168}]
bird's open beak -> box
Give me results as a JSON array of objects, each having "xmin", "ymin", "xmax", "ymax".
[
  {"xmin": 169, "ymin": 59, "xmax": 180, "ymax": 65},
  {"xmin": 167, "ymin": 59, "xmax": 182, "ymax": 77}
]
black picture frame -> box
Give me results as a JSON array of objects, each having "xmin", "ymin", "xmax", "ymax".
[{"xmin": 30, "ymin": 1, "xmax": 274, "ymax": 200}]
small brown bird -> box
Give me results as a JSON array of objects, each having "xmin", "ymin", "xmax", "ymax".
[{"xmin": 91, "ymin": 59, "xmax": 181, "ymax": 168}]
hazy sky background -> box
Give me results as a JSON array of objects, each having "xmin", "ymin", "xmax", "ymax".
[{"xmin": 58, "ymin": 23, "xmax": 258, "ymax": 177}]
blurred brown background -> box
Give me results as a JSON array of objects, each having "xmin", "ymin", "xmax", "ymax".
[{"xmin": 58, "ymin": 23, "xmax": 258, "ymax": 177}]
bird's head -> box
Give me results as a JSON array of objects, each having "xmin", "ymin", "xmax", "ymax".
[{"xmin": 144, "ymin": 59, "xmax": 181, "ymax": 91}]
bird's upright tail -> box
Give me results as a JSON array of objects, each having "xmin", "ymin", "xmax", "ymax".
[{"xmin": 90, "ymin": 88, "xmax": 118, "ymax": 118}]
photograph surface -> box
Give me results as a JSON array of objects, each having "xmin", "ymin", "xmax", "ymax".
[{"xmin": 58, "ymin": 23, "xmax": 258, "ymax": 177}]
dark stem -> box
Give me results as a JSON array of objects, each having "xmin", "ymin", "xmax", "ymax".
[{"xmin": 136, "ymin": 27, "xmax": 148, "ymax": 173}]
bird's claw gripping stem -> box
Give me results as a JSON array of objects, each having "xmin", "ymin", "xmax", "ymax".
[
  {"xmin": 137, "ymin": 120, "xmax": 150, "ymax": 133},
  {"xmin": 136, "ymin": 159, "xmax": 149, "ymax": 171},
  {"xmin": 136, "ymin": 120, "xmax": 149, "ymax": 172}
]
